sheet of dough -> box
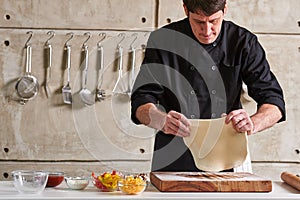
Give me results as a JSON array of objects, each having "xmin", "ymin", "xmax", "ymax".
[{"xmin": 183, "ymin": 117, "xmax": 248, "ymax": 172}]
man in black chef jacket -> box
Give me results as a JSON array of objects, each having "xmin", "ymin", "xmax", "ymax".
[{"xmin": 131, "ymin": 0, "xmax": 286, "ymax": 172}]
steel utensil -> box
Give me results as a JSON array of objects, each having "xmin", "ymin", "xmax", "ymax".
[
  {"xmin": 62, "ymin": 44, "xmax": 72, "ymax": 104},
  {"xmin": 15, "ymin": 32, "xmax": 39, "ymax": 105},
  {"xmin": 96, "ymin": 33, "xmax": 106, "ymax": 101},
  {"xmin": 112, "ymin": 45, "xmax": 123, "ymax": 95},
  {"xmin": 96, "ymin": 44, "xmax": 105, "ymax": 101},
  {"xmin": 43, "ymin": 31, "xmax": 54, "ymax": 98},
  {"xmin": 126, "ymin": 33, "xmax": 138, "ymax": 96},
  {"xmin": 79, "ymin": 33, "xmax": 94, "ymax": 106},
  {"xmin": 61, "ymin": 32, "xmax": 74, "ymax": 104},
  {"xmin": 128, "ymin": 45, "xmax": 136, "ymax": 95}
]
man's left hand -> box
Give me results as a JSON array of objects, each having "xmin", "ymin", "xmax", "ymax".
[{"xmin": 225, "ymin": 109, "xmax": 254, "ymax": 135}]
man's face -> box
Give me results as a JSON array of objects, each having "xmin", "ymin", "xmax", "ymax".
[{"xmin": 184, "ymin": 6, "xmax": 226, "ymax": 44}]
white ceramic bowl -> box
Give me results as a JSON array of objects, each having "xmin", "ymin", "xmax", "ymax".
[
  {"xmin": 11, "ymin": 170, "xmax": 48, "ymax": 194},
  {"xmin": 65, "ymin": 177, "xmax": 89, "ymax": 190}
]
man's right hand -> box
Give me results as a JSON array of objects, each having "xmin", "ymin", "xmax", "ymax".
[
  {"xmin": 162, "ymin": 110, "xmax": 191, "ymax": 137},
  {"xmin": 135, "ymin": 103, "xmax": 191, "ymax": 137}
]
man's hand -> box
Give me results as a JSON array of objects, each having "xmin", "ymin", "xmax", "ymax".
[
  {"xmin": 225, "ymin": 109, "xmax": 254, "ymax": 135},
  {"xmin": 135, "ymin": 103, "xmax": 191, "ymax": 137},
  {"xmin": 161, "ymin": 111, "xmax": 191, "ymax": 137},
  {"xmin": 225, "ymin": 104, "xmax": 282, "ymax": 135}
]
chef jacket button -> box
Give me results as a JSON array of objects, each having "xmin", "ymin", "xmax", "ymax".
[
  {"xmin": 190, "ymin": 115, "xmax": 195, "ymax": 119},
  {"xmin": 211, "ymin": 65, "xmax": 216, "ymax": 71},
  {"xmin": 211, "ymin": 113, "xmax": 216, "ymax": 118},
  {"xmin": 190, "ymin": 66, "xmax": 195, "ymax": 70},
  {"xmin": 190, "ymin": 90, "xmax": 195, "ymax": 95},
  {"xmin": 211, "ymin": 90, "xmax": 216, "ymax": 95}
]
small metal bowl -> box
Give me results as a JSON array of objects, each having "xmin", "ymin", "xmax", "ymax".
[{"xmin": 65, "ymin": 177, "xmax": 89, "ymax": 190}]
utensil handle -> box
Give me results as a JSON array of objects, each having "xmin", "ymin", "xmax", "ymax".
[
  {"xmin": 66, "ymin": 45, "xmax": 71, "ymax": 83},
  {"xmin": 281, "ymin": 172, "xmax": 300, "ymax": 191},
  {"xmin": 25, "ymin": 45, "xmax": 32, "ymax": 73},
  {"xmin": 83, "ymin": 46, "xmax": 89, "ymax": 88},
  {"xmin": 46, "ymin": 44, "xmax": 52, "ymax": 80},
  {"xmin": 118, "ymin": 45, "xmax": 123, "ymax": 77},
  {"xmin": 130, "ymin": 47, "xmax": 136, "ymax": 89},
  {"xmin": 98, "ymin": 45, "xmax": 104, "ymax": 89}
]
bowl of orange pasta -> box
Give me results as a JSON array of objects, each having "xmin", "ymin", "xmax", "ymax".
[{"xmin": 118, "ymin": 174, "xmax": 148, "ymax": 195}]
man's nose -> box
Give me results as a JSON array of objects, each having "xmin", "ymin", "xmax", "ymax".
[{"xmin": 202, "ymin": 23, "xmax": 212, "ymax": 35}]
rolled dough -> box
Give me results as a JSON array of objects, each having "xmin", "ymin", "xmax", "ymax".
[{"xmin": 183, "ymin": 117, "xmax": 248, "ymax": 172}]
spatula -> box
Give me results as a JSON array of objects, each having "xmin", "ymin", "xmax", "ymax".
[{"xmin": 62, "ymin": 44, "xmax": 72, "ymax": 104}]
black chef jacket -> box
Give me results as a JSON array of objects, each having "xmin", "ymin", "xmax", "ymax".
[{"xmin": 131, "ymin": 18, "xmax": 286, "ymax": 172}]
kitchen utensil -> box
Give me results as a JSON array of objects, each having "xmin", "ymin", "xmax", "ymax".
[
  {"xmin": 65, "ymin": 176, "xmax": 89, "ymax": 190},
  {"xmin": 150, "ymin": 172, "xmax": 272, "ymax": 192},
  {"xmin": 127, "ymin": 33, "xmax": 137, "ymax": 95},
  {"xmin": 46, "ymin": 171, "xmax": 64, "ymax": 187},
  {"xmin": 15, "ymin": 31, "xmax": 39, "ymax": 105},
  {"xmin": 96, "ymin": 33, "xmax": 106, "ymax": 102},
  {"xmin": 112, "ymin": 33, "xmax": 125, "ymax": 95},
  {"xmin": 281, "ymin": 171, "xmax": 300, "ymax": 191},
  {"xmin": 43, "ymin": 31, "xmax": 54, "ymax": 98},
  {"xmin": 11, "ymin": 170, "xmax": 48, "ymax": 194},
  {"xmin": 79, "ymin": 32, "xmax": 94, "ymax": 105},
  {"xmin": 62, "ymin": 32, "xmax": 74, "ymax": 104}
]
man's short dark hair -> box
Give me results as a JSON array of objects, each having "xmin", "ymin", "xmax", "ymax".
[{"xmin": 183, "ymin": 0, "xmax": 226, "ymax": 16}]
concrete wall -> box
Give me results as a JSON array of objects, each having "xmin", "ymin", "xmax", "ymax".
[{"xmin": 1, "ymin": 0, "xmax": 299, "ymax": 181}]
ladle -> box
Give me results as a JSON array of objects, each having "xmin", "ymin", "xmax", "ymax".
[{"xmin": 79, "ymin": 32, "xmax": 94, "ymax": 105}]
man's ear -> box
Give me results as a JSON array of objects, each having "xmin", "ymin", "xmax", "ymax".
[
  {"xmin": 183, "ymin": 4, "xmax": 189, "ymax": 17},
  {"xmin": 223, "ymin": 3, "xmax": 228, "ymax": 15}
]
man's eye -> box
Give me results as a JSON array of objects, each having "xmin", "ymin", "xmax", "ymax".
[{"xmin": 211, "ymin": 19, "xmax": 219, "ymax": 25}]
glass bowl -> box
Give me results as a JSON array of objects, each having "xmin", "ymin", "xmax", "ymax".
[
  {"xmin": 65, "ymin": 177, "xmax": 89, "ymax": 190},
  {"xmin": 46, "ymin": 171, "xmax": 64, "ymax": 187},
  {"xmin": 11, "ymin": 170, "xmax": 48, "ymax": 194},
  {"xmin": 118, "ymin": 175, "xmax": 147, "ymax": 195},
  {"xmin": 92, "ymin": 171, "xmax": 121, "ymax": 192}
]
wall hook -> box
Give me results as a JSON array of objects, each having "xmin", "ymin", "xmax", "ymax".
[
  {"xmin": 25, "ymin": 31, "xmax": 33, "ymax": 47},
  {"xmin": 45, "ymin": 31, "xmax": 55, "ymax": 45},
  {"xmin": 130, "ymin": 33, "xmax": 138, "ymax": 49},
  {"xmin": 65, "ymin": 32, "xmax": 74, "ymax": 47},
  {"xmin": 117, "ymin": 33, "xmax": 126, "ymax": 48},
  {"xmin": 82, "ymin": 32, "xmax": 92, "ymax": 48},
  {"xmin": 97, "ymin": 33, "xmax": 106, "ymax": 47}
]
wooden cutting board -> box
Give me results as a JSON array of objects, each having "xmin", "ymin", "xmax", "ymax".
[{"xmin": 150, "ymin": 172, "xmax": 272, "ymax": 192}]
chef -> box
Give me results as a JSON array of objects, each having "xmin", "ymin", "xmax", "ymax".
[{"xmin": 131, "ymin": 0, "xmax": 286, "ymax": 172}]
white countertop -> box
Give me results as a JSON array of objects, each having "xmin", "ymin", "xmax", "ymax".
[{"xmin": 0, "ymin": 181, "xmax": 300, "ymax": 200}]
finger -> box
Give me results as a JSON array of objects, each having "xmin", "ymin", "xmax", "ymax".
[
  {"xmin": 225, "ymin": 109, "xmax": 245, "ymax": 123},
  {"xmin": 169, "ymin": 119, "xmax": 190, "ymax": 136},
  {"xmin": 165, "ymin": 116, "xmax": 190, "ymax": 137},
  {"xmin": 169, "ymin": 111, "xmax": 191, "ymax": 127},
  {"xmin": 163, "ymin": 121, "xmax": 189, "ymax": 137}
]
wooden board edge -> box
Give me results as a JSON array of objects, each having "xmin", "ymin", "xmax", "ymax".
[{"xmin": 150, "ymin": 172, "xmax": 164, "ymax": 191}]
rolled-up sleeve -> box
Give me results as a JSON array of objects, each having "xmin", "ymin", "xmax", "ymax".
[{"xmin": 242, "ymin": 36, "xmax": 286, "ymax": 122}]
